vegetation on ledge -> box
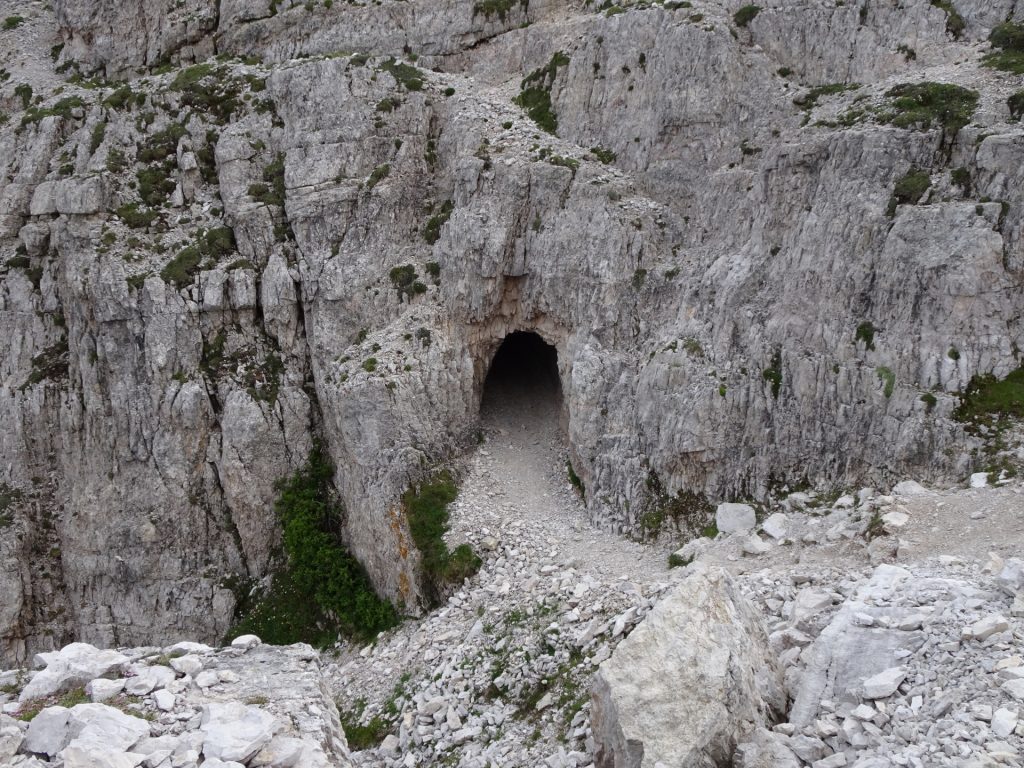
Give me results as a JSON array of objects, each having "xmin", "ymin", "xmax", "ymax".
[
  {"xmin": 403, "ymin": 471, "xmax": 481, "ymax": 606},
  {"xmin": 228, "ymin": 447, "xmax": 400, "ymax": 646}
]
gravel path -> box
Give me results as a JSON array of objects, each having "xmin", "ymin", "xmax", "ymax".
[{"xmin": 449, "ymin": 377, "xmax": 665, "ymax": 587}]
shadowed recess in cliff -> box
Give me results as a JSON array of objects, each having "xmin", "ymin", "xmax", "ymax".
[{"xmin": 481, "ymin": 331, "xmax": 562, "ymax": 414}]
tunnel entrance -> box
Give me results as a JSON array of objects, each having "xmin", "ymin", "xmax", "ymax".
[{"xmin": 481, "ymin": 331, "xmax": 563, "ymax": 423}]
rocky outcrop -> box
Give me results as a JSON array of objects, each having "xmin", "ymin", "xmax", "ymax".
[
  {"xmin": 0, "ymin": 638, "xmax": 351, "ymax": 767},
  {"xmin": 590, "ymin": 566, "xmax": 784, "ymax": 767},
  {"xmin": 3, "ymin": 0, "xmax": 1024, "ymax": 656}
]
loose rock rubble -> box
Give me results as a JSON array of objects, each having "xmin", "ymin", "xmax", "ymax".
[{"xmin": 0, "ymin": 638, "xmax": 350, "ymax": 767}]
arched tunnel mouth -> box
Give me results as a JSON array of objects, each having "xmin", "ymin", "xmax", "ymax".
[{"xmin": 481, "ymin": 331, "xmax": 563, "ymax": 423}]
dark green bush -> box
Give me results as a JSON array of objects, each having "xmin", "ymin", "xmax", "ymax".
[
  {"xmin": 1009, "ymin": 91, "xmax": 1024, "ymax": 121},
  {"xmin": 793, "ymin": 82, "xmax": 859, "ymax": 110},
  {"xmin": 423, "ymin": 200, "xmax": 453, "ymax": 244},
  {"xmin": 879, "ymin": 82, "xmax": 978, "ymax": 135},
  {"xmin": 388, "ymin": 264, "xmax": 423, "ymax": 300},
  {"xmin": 14, "ymin": 83, "xmax": 31, "ymax": 109},
  {"xmin": 763, "ymin": 349, "xmax": 782, "ymax": 399},
  {"xmin": 137, "ymin": 122, "xmax": 185, "ymax": 163},
  {"xmin": 876, "ymin": 366, "xmax": 895, "ymax": 398},
  {"xmin": 160, "ymin": 246, "xmax": 202, "ymax": 287},
  {"xmin": 22, "ymin": 96, "xmax": 84, "ymax": 126},
  {"xmin": 89, "ymin": 122, "xmax": 106, "ymax": 153},
  {"xmin": 169, "ymin": 62, "xmax": 240, "ymax": 124},
  {"xmin": 567, "ymin": 462, "xmax": 585, "ymax": 497},
  {"xmin": 115, "ymin": 203, "xmax": 157, "ymax": 229},
  {"xmin": 403, "ymin": 471, "xmax": 480, "ymax": 605},
  {"xmin": 3, "ymin": 16, "xmax": 25, "ymax": 30},
  {"xmin": 136, "ymin": 167, "xmax": 175, "ymax": 207},
  {"xmin": 514, "ymin": 52, "xmax": 570, "ymax": 134},
  {"xmin": 954, "ymin": 366, "xmax": 1024, "ymax": 428},
  {"xmin": 248, "ymin": 154, "xmax": 286, "ymax": 205},
  {"xmin": 23, "ymin": 341, "xmax": 69, "ymax": 389},
  {"xmin": 929, "ymin": 0, "xmax": 964, "ymax": 38},
  {"xmin": 367, "ymin": 163, "xmax": 390, "ymax": 189},
  {"xmin": 733, "ymin": 4, "xmax": 760, "ymax": 27},
  {"xmin": 887, "ymin": 167, "xmax": 931, "ymax": 217},
  {"xmin": 855, "ymin": 321, "xmax": 876, "ymax": 350},
  {"xmin": 950, "ymin": 166, "xmax": 971, "ymax": 193},
  {"xmin": 984, "ymin": 22, "xmax": 1024, "ymax": 74},
  {"xmin": 229, "ymin": 447, "xmax": 400, "ymax": 645},
  {"xmin": 380, "ymin": 59, "xmax": 423, "ymax": 91},
  {"xmin": 472, "ymin": 0, "xmax": 527, "ymax": 21}
]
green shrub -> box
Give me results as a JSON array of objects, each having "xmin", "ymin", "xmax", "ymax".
[
  {"xmin": 137, "ymin": 122, "xmax": 185, "ymax": 164},
  {"xmin": 388, "ymin": 264, "xmax": 423, "ymax": 300},
  {"xmin": 380, "ymin": 58, "xmax": 423, "ymax": 91},
  {"xmin": 1008, "ymin": 91, "xmax": 1024, "ymax": 121},
  {"xmin": 590, "ymin": 146, "xmax": 616, "ymax": 164},
  {"xmin": 361, "ymin": 357, "xmax": 378, "ymax": 372},
  {"xmin": 249, "ymin": 153, "xmax": 286, "ymax": 205},
  {"xmin": 667, "ymin": 552, "xmax": 692, "ymax": 568},
  {"xmin": 89, "ymin": 122, "xmax": 106, "ymax": 153},
  {"xmin": 403, "ymin": 471, "xmax": 481, "ymax": 604},
  {"xmin": 984, "ymin": 22, "xmax": 1024, "ymax": 74},
  {"xmin": 103, "ymin": 85, "xmax": 143, "ymax": 111},
  {"xmin": 136, "ymin": 167, "xmax": 175, "ymax": 207},
  {"xmin": 106, "ymin": 148, "xmax": 127, "ymax": 174},
  {"xmin": 14, "ymin": 83, "xmax": 31, "ymax": 109},
  {"xmin": 567, "ymin": 461, "xmax": 585, "ymax": 498},
  {"xmin": 169, "ymin": 62, "xmax": 240, "ymax": 124},
  {"xmin": 514, "ymin": 51, "xmax": 570, "ymax": 134},
  {"xmin": 954, "ymin": 366, "xmax": 1024, "ymax": 428},
  {"xmin": 472, "ymin": 0, "xmax": 527, "ymax": 22},
  {"xmin": 887, "ymin": 166, "xmax": 931, "ymax": 217},
  {"xmin": 793, "ymin": 82, "xmax": 859, "ymax": 110},
  {"xmin": 24, "ymin": 341, "xmax": 69, "ymax": 389},
  {"xmin": 763, "ymin": 349, "xmax": 782, "ymax": 399},
  {"xmin": 424, "ymin": 261, "xmax": 441, "ymax": 283},
  {"xmin": 423, "ymin": 200, "xmax": 453, "ymax": 244},
  {"xmin": 920, "ymin": 392, "xmax": 937, "ymax": 413},
  {"xmin": 876, "ymin": 366, "xmax": 895, "ymax": 398},
  {"xmin": 879, "ymin": 82, "xmax": 978, "ymax": 135},
  {"xmin": 951, "ymin": 166, "xmax": 971, "ymax": 193},
  {"xmin": 929, "ymin": 0, "xmax": 964, "ymax": 38},
  {"xmin": 549, "ymin": 154, "xmax": 579, "ymax": 173},
  {"xmin": 160, "ymin": 246, "xmax": 202, "ymax": 287},
  {"xmin": 855, "ymin": 321, "xmax": 876, "ymax": 350},
  {"xmin": 340, "ymin": 712, "xmax": 390, "ymax": 750},
  {"xmin": 367, "ymin": 163, "xmax": 390, "ymax": 189},
  {"xmin": 229, "ymin": 448, "xmax": 399, "ymax": 645},
  {"xmin": 22, "ymin": 95, "xmax": 84, "ymax": 126},
  {"xmin": 3, "ymin": 16, "xmax": 25, "ymax": 30},
  {"xmin": 115, "ymin": 203, "xmax": 158, "ymax": 229},
  {"xmin": 733, "ymin": 4, "xmax": 760, "ymax": 27}
]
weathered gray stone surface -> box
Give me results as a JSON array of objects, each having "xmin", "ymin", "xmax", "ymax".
[
  {"xmin": 2, "ymin": 0, "xmax": 1024, "ymax": 663},
  {"xmin": 590, "ymin": 566, "xmax": 784, "ymax": 767},
  {"xmin": 3, "ymin": 640, "xmax": 351, "ymax": 767}
]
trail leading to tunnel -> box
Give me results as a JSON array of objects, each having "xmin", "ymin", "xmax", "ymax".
[{"xmin": 448, "ymin": 335, "xmax": 664, "ymax": 585}]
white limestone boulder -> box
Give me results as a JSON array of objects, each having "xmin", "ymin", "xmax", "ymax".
[
  {"xmin": 19, "ymin": 643, "xmax": 129, "ymax": 703},
  {"xmin": 591, "ymin": 566, "xmax": 784, "ymax": 767},
  {"xmin": 200, "ymin": 701, "xmax": 277, "ymax": 763},
  {"xmin": 716, "ymin": 503, "xmax": 756, "ymax": 534},
  {"xmin": 62, "ymin": 746, "xmax": 146, "ymax": 768},
  {"xmin": 65, "ymin": 703, "xmax": 151, "ymax": 752},
  {"xmin": 760, "ymin": 513, "xmax": 789, "ymax": 540},
  {"xmin": 22, "ymin": 706, "xmax": 72, "ymax": 757}
]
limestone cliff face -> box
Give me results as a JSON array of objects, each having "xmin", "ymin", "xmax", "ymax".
[{"xmin": 1, "ymin": 0, "xmax": 1022, "ymax": 662}]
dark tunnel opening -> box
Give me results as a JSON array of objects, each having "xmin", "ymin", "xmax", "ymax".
[{"xmin": 481, "ymin": 332, "xmax": 562, "ymax": 416}]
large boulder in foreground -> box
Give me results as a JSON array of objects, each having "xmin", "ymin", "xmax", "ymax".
[{"xmin": 591, "ymin": 566, "xmax": 785, "ymax": 768}]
